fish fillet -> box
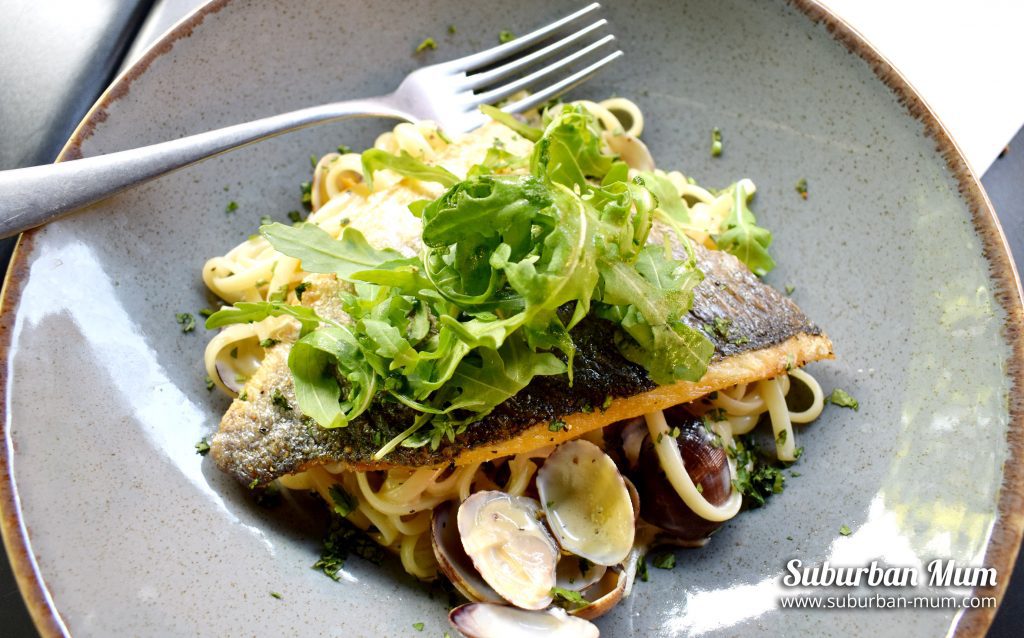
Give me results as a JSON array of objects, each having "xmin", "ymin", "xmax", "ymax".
[{"xmin": 211, "ymin": 243, "xmax": 833, "ymax": 486}]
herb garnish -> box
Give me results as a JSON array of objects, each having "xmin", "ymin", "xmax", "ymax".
[
  {"xmin": 727, "ymin": 435, "xmax": 786, "ymax": 507},
  {"xmin": 550, "ymin": 586, "xmax": 590, "ymax": 610},
  {"xmin": 548, "ymin": 418, "xmax": 567, "ymax": 432},
  {"xmin": 795, "ymin": 178, "xmax": 808, "ymax": 200},
  {"xmin": 208, "ymin": 105, "xmax": 716, "ymax": 457},
  {"xmin": 205, "ymin": 376, "xmax": 215, "ymax": 391},
  {"xmin": 328, "ymin": 484, "xmax": 356, "ymax": 517},
  {"xmin": 828, "ymin": 388, "xmax": 858, "ymax": 410},
  {"xmin": 287, "ymin": 210, "xmax": 304, "ymax": 223},
  {"xmin": 447, "ymin": 24, "xmax": 457, "ymax": 35},
  {"xmin": 785, "ymin": 284, "xmax": 795, "ymax": 296},
  {"xmin": 176, "ymin": 313, "xmax": 196, "ymax": 333},
  {"xmin": 498, "ymin": 30, "xmax": 515, "ymax": 43},
  {"xmin": 652, "ymin": 552, "xmax": 676, "ymax": 570},
  {"xmin": 259, "ymin": 338, "xmax": 280, "ymax": 348},
  {"xmin": 636, "ymin": 554, "xmax": 650, "ymax": 582},
  {"xmin": 314, "ymin": 515, "xmax": 385, "ymax": 581},
  {"xmin": 195, "ymin": 438, "xmax": 211, "ymax": 455},
  {"xmin": 270, "ymin": 592, "xmax": 282, "ymax": 600},
  {"xmin": 225, "ymin": 201, "xmax": 239, "ymax": 214},
  {"xmin": 839, "ymin": 524, "xmax": 852, "ymax": 536},
  {"xmin": 711, "ymin": 128, "xmax": 722, "ymax": 157},
  {"xmin": 415, "ymin": 37, "xmax": 437, "ymax": 53},
  {"xmin": 412, "ymin": 622, "xmax": 425, "ymax": 632},
  {"xmin": 271, "ymin": 389, "xmax": 292, "ymax": 411}
]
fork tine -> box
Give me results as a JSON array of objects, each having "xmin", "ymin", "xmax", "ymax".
[
  {"xmin": 473, "ymin": 35, "xmax": 616, "ymax": 105},
  {"xmin": 500, "ymin": 50, "xmax": 623, "ymax": 114},
  {"xmin": 459, "ymin": 19, "xmax": 608, "ymax": 91},
  {"xmin": 441, "ymin": 3, "xmax": 602, "ymax": 73}
]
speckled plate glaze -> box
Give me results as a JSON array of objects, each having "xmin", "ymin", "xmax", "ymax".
[{"xmin": 1, "ymin": 1, "xmax": 1022, "ymax": 636}]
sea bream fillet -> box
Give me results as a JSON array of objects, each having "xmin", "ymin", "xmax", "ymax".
[
  {"xmin": 212, "ymin": 247, "xmax": 832, "ymax": 486},
  {"xmin": 208, "ymin": 122, "xmax": 833, "ymax": 486}
]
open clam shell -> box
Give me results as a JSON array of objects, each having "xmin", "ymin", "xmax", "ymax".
[
  {"xmin": 431, "ymin": 501, "xmax": 503, "ymax": 604},
  {"xmin": 537, "ymin": 440, "xmax": 635, "ymax": 566},
  {"xmin": 457, "ymin": 491, "xmax": 559, "ymax": 610},
  {"xmin": 449, "ymin": 603, "xmax": 599, "ymax": 638}
]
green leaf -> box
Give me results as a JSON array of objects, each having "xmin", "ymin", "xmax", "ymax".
[
  {"xmin": 289, "ymin": 326, "xmax": 377, "ymax": 428},
  {"xmin": 530, "ymin": 104, "xmax": 614, "ymax": 190},
  {"xmin": 261, "ymin": 222, "xmax": 402, "ymax": 279},
  {"xmin": 360, "ymin": 149, "xmax": 459, "ymax": 190},
  {"xmin": 205, "ymin": 301, "xmax": 323, "ymax": 336},
  {"xmin": 328, "ymin": 484, "xmax": 357, "ymax": 517},
  {"xmin": 638, "ymin": 171, "xmax": 689, "ymax": 224},
  {"xmin": 713, "ymin": 181, "xmax": 775, "ymax": 276},
  {"xmin": 550, "ymin": 586, "xmax": 590, "ymax": 611},
  {"xmin": 479, "ymin": 104, "xmax": 542, "ymax": 142},
  {"xmin": 828, "ymin": 388, "xmax": 859, "ymax": 410},
  {"xmin": 420, "ymin": 175, "xmax": 552, "ymax": 246}
]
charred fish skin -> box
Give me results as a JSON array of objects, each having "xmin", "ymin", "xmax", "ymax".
[{"xmin": 211, "ymin": 245, "xmax": 831, "ymax": 486}]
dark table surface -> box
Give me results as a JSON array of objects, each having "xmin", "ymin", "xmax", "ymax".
[{"xmin": 0, "ymin": 1, "xmax": 1021, "ymax": 636}]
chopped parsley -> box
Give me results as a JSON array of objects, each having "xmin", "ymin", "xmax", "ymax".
[
  {"xmin": 601, "ymin": 395, "xmax": 614, "ymax": 411},
  {"xmin": 270, "ymin": 592, "xmax": 282, "ymax": 600},
  {"xmin": 498, "ymin": 30, "xmax": 515, "ymax": 43},
  {"xmin": 548, "ymin": 418, "xmax": 567, "ymax": 432},
  {"xmin": 287, "ymin": 210, "xmax": 304, "ymax": 223},
  {"xmin": 711, "ymin": 127, "xmax": 722, "ymax": 157},
  {"xmin": 199, "ymin": 308, "xmax": 215, "ymax": 318},
  {"xmin": 785, "ymin": 284, "xmax": 796, "ymax": 296},
  {"xmin": 636, "ymin": 554, "xmax": 650, "ymax": 582},
  {"xmin": 309, "ymin": 154, "xmax": 318, "ymax": 169},
  {"xmin": 652, "ymin": 552, "xmax": 676, "ymax": 570},
  {"xmin": 204, "ymin": 376, "xmax": 215, "ymax": 391},
  {"xmin": 795, "ymin": 178, "xmax": 808, "ymax": 200},
  {"xmin": 828, "ymin": 388, "xmax": 859, "ymax": 410},
  {"xmin": 259, "ymin": 338, "xmax": 280, "ymax": 348},
  {"xmin": 300, "ymin": 181, "xmax": 312, "ymax": 208},
  {"xmin": 839, "ymin": 524, "xmax": 852, "ymax": 536},
  {"xmin": 776, "ymin": 429, "xmax": 787, "ymax": 445},
  {"xmin": 271, "ymin": 389, "xmax": 292, "ymax": 411},
  {"xmin": 195, "ymin": 438, "xmax": 211, "ymax": 455},
  {"xmin": 328, "ymin": 484, "xmax": 356, "ymax": 517},
  {"xmin": 550, "ymin": 586, "xmax": 590, "ymax": 611},
  {"xmin": 314, "ymin": 515, "xmax": 385, "ymax": 581},
  {"xmin": 175, "ymin": 312, "xmax": 195, "ymax": 333},
  {"xmin": 447, "ymin": 24, "xmax": 457, "ymax": 35},
  {"xmin": 225, "ymin": 201, "xmax": 239, "ymax": 213},
  {"xmin": 260, "ymin": 215, "xmax": 274, "ymax": 226},
  {"xmin": 294, "ymin": 282, "xmax": 309, "ymax": 301},
  {"xmin": 415, "ymin": 37, "xmax": 437, "ymax": 53},
  {"xmin": 412, "ymin": 622, "xmax": 424, "ymax": 632},
  {"xmin": 336, "ymin": 144, "xmax": 352, "ymax": 155},
  {"xmin": 727, "ymin": 435, "xmax": 786, "ymax": 507}
]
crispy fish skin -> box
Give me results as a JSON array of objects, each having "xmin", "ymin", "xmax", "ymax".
[{"xmin": 211, "ymin": 244, "xmax": 833, "ymax": 486}]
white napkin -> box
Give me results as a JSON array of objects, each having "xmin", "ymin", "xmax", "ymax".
[{"xmin": 820, "ymin": 0, "xmax": 1024, "ymax": 174}]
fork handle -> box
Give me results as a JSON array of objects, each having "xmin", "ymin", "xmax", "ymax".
[{"xmin": 0, "ymin": 95, "xmax": 411, "ymax": 239}]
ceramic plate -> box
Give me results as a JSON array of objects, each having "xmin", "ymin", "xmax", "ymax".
[{"xmin": 2, "ymin": 1, "xmax": 1022, "ymax": 636}]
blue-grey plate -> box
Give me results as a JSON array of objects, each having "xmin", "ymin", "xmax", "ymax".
[{"xmin": 1, "ymin": 1, "xmax": 1021, "ymax": 636}]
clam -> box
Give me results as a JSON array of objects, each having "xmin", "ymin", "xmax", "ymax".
[
  {"xmin": 537, "ymin": 440, "xmax": 635, "ymax": 567},
  {"xmin": 555, "ymin": 556, "xmax": 607, "ymax": 592},
  {"xmin": 572, "ymin": 564, "xmax": 627, "ymax": 621},
  {"xmin": 431, "ymin": 501, "xmax": 503, "ymax": 604},
  {"xmin": 633, "ymin": 408, "xmax": 740, "ymax": 542},
  {"xmin": 457, "ymin": 491, "xmax": 559, "ymax": 610},
  {"xmin": 449, "ymin": 603, "xmax": 599, "ymax": 638}
]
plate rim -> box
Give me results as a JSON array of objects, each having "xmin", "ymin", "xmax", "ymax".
[{"xmin": 0, "ymin": 0, "xmax": 1021, "ymax": 635}]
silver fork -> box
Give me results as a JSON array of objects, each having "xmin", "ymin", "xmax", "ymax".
[{"xmin": 0, "ymin": 3, "xmax": 621, "ymax": 238}]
